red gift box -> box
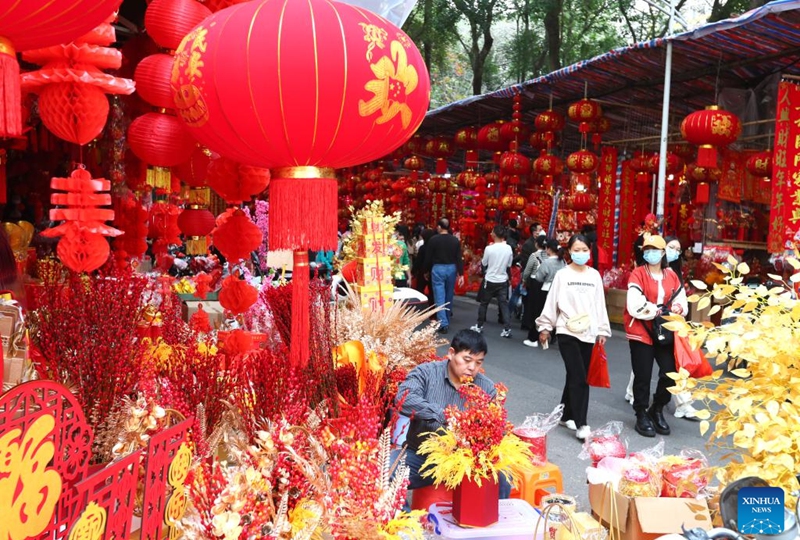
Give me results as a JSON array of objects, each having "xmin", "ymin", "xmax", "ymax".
[{"xmin": 452, "ymin": 476, "xmax": 499, "ymax": 528}]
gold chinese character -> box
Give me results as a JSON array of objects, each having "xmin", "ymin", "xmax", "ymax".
[
  {"xmin": 778, "ymin": 128, "xmax": 790, "ymax": 147},
  {"xmin": 775, "ymin": 149, "xmax": 788, "ymax": 168}
]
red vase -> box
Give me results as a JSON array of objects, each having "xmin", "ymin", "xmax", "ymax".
[{"xmin": 452, "ymin": 476, "xmax": 500, "ymax": 527}]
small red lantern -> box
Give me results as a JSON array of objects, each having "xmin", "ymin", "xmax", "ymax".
[
  {"xmin": 178, "ymin": 207, "xmax": 216, "ymax": 255},
  {"xmin": 219, "ymin": 274, "xmax": 259, "ymax": 314},
  {"xmin": 134, "ymin": 54, "xmax": 177, "ymax": 110},
  {"xmin": 567, "ymin": 99, "xmax": 602, "ymax": 133},
  {"xmin": 207, "ymin": 157, "xmax": 270, "ymax": 204},
  {"xmin": 477, "ymin": 122, "xmax": 506, "ymax": 152},
  {"xmin": 454, "ymin": 127, "xmax": 479, "ymax": 149},
  {"xmin": 535, "ymin": 110, "xmax": 565, "ymax": 132},
  {"xmin": 499, "ymin": 150, "xmax": 531, "ymax": 176},
  {"xmin": 648, "ymin": 152, "xmax": 684, "ymax": 175},
  {"xmin": 681, "ymin": 105, "xmax": 741, "ymax": 168},
  {"xmin": 745, "ymin": 151, "xmax": 772, "ymax": 178},
  {"xmin": 174, "ymin": 145, "xmax": 216, "ymax": 187},
  {"xmin": 145, "ymin": 0, "xmax": 213, "ymax": 51},
  {"xmin": 570, "ymin": 193, "xmax": 594, "ymax": 211},
  {"xmin": 534, "ymin": 153, "xmax": 564, "ymax": 176},
  {"xmin": 500, "ymin": 120, "xmax": 530, "ymax": 143},
  {"xmin": 404, "ymin": 155, "xmax": 424, "ymax": 171},
  {"xmin": 128, "ymin": 113, "xmax": 196, "ymax": 188},
  {"xmin": 588, "ymin": 116, "xmax": 610, "ymax": 146},
  {"xmin": 566, "ymin": 149, "xmax": 599, "ymax": 174},
  {"xmin": 213, "ymin": 209, "xmax": 263, "ymax": 263},
  {"xmin": 500, "ymin": 193, "xmax": 525, "ymax": 212},
  {"xmin": 687, "ymin": 163, "xmax": 722, "ymax": 184}
]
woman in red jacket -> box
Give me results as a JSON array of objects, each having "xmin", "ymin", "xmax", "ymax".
[{"xmin": 624, "ymin": 234, "xmax": 687, "ymax": 437}]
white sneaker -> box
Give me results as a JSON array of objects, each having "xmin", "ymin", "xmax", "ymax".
[
  {"xmin": 522, "ymin": 339, "xmax": 539, "ymax": 348},
  {"xmin": 470, "ymin": 324, "xmax": 483, "ymax": 333},
  {"xmin": 674, "ymin": 404, "xmax": 700, "ymax": 420},
  {"xmin": 576, "ymin": 425, "xmax": 591, "ymax": 440},
  {"xmin": 559, "ymin": 420, "xmax": 577, "ymax": 431},
  {"xmin": 500, "ymin": 329, "xmax": 512, "ymax": 338},
  {"xmin": 625, "ymin": 392, "xmax": 634, "ymax": 405}
]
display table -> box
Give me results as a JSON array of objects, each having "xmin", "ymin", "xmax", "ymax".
[{"xmin": 428, "ymin": 499, "xmax": 541, "ymax": 540}]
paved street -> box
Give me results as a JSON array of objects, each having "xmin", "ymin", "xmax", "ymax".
[{"xmin": 434, "ymin": 294, "xmax": 721, "ymax": 512}]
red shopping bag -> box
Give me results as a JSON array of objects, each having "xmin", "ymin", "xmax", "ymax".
[
  {"xmin": 587, "ymin": 342, "xmax": 610, "ymax": 388},
  {"xmin": 674, "ymin": 334, "xmax": 713, "ymax": 378}
]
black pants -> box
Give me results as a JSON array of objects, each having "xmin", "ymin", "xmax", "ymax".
[
  {"xmin": 521, "ymin": 278, "xmax": 542, "ymax": 330},
  {"xmin": 526, "ymin": 287, "xmax": 549, "ymax": 341},
  {"xmin": 477, "ymin": 280, "xmax": 510, "ymax": 330},
  {"xmin": 629, "ymin": 339, "xmax": 677, "ymax": 412},
  {"xmin": 557, "ymin": 334, "xmax": 595, "ymax": 427}
]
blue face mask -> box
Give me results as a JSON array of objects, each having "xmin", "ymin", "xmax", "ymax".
[
  {"xmin": 666, "ymin": 247, "xmax": 680, "ymax": 263},
  {"xmin": 643, "ymin": 249, "xmax": 665, "ymax": 265},
  {"xmin": 571, "ymin": 251, "xmax": 590, "ymax": 266}
]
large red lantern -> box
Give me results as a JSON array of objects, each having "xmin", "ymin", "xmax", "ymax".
[
  {"xmin": 134, "ymin": 54, "xmax": 177, "ymax": 110},
  {"xmin": 566, "ymin": 150, "xmax": 599, "ymax": 174},
  {"xmin": 174, "ymin": 145, "xmax": 216, "ymax": 187},
  {"xmin": 499, "ymin": 149, "xmax": 531, "ymax": 176},
  {"xmin": 567, "ymin": 99, "xmax": 602, "ymax": 133},
  {"xmin": 171, "ymin": 0, "xmax": 430, "ymax": 368},
  {"xmin": 745, "ymin": 151, "xmax": 772, "ymax": 178},
  {"xmin": 0, "ymin": 0, "xmax": 123, "ymax": 137},
  {"xmin": 534, "ymin": 153, "xmax": 564, "ymax": 177},
  {"xmin": 145, "ymin": 0, "xmax": 212, "ymax": 51},
  {"xmin": 454, "ymin": 127, "xmax": 479, "ymax": 149},
  {"xmin": 681, "ymin": 105, "xmax": 741, "ymax": 168},
  {"xmin": 477, "ymin": 122, "xmax": 506, "ymax": 152}
]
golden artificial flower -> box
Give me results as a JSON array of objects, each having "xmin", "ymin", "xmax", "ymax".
[
  {"xmin": 211, "ymin": 511, "xmax": 243, "ymax": 540},
  {"xmin": 663, "ymin": 255, "xmax": 800, "ymax": 509}
]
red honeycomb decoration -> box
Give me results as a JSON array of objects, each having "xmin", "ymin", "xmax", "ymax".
[
  {"xmin": 20, "ymin": 16, "xmax": 135, "ymax": 145},
  {"xmin": 41, "ymin": 167, "xmax": 122, "ymax": 273}
]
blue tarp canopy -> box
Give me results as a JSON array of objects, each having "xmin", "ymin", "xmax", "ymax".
[{"xmin": 419, "ymin": 0, "xmax": 800, "ymax": 148}]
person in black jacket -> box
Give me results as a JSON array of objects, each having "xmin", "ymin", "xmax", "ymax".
[{"xmin": 424, "ymin": 219, "xmax": 463, "ymax": 334}]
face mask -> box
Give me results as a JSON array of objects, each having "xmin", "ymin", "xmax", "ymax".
[
  {"xmin": 643, "ymin": 249, "xmax": 664, "ymax": 265},
  {"xmin": 571, "ymin": 252, "xmax": 590, "ymax": 266},
  {"xmin": 666, "ymin": 247, "xmax": 680, "ymax": 263},
  {"xmin": 538, "ymin": 230, "xmax": 546, "ymax": 236}
]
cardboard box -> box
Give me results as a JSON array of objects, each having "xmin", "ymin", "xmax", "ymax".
[
  {"xmin": 355, "ymin": 256, "xmax": 394, "ymax": 288},
  {"xmin": 605, "ymin": 289, "xmax": 627, "ymax": 325},
  {"xmin": 355, "ymin": 233, "xmax": 389, "ymax": 258},
  {"xmin": 359, "ymin": 217, "xmax": 386, "ymax": 236},
  {"xmin": 352, "ymin": 284, "xmax": 393, "ymax": 312},
  {"xmin": 588, "ymin": 483, "xmax": 711, "ymax": 540},
  {"xmin": 3, "ymin": 347, "xmax": 29, "ymax": 387},
  {"xmin": 0, "ymin": 303, "xmax": 22, "ymax": 356}
]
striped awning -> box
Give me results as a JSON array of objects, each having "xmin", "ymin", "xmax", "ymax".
[{"xmin": 418, "ymin": 0, "xmax": 800, "ymax": 150}]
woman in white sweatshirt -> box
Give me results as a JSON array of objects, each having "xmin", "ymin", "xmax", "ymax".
[{"xmin": 536, "ymin": 234, "xmax": 612, "ymax": 440}]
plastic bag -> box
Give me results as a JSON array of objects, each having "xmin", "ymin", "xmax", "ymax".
[
  {"xmin": 513, "ymin": 404, "xmax": 564, "ymax": 464},
  {"xmin": 587, "ymin": 342, "xmax": 610, "ymax": 388},
  {"xmin": 618, "ymin": 462, "xmax": 662, "ymax": 497},
  {"xmin": 579, "ymin": 421, "xmax": 627, "ymax": 465},
  {"xmin": 674, "ymin": 334, "xmax": 713, "ymax": 378},
  {"xmin": 628, "ymin": 439, "xmax": 665, "ymax": 465},
  {"xmin": 659, "ymin": 449, "xmax": 711, "ymax": 498}
]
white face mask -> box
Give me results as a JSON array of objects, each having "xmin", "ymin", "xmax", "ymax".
[{"xmin": 538, "ymin": 230, "xmax": 546, "ymax": 236}]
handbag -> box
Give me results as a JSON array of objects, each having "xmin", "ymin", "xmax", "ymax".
[
  {"xmin": 587, "ymin": 342, "xmax": 610, "ymax": 388},
  {"xmin": 650, "ymin": 287, "xmax": 682, "ymax": 346},
  {"xmin": 566, "ymin": 313, "xmax": 591, "ymax": 334},
  {"xmin": 674, "ymin": 334, "xmax": 713, "ymax": 378}
]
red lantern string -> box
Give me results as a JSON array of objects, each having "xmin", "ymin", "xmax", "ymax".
[{"xmin": 41, "ymin": 167, "xmax": 122, "ymax": 273}]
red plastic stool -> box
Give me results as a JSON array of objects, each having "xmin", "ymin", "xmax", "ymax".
[
  {"xmin": 411, "ymin": 484, "xmax": 453, "ymax": 511},
  {"xmin": 509, "ymin": 462, "xmax": 564, "ymax": 507}
]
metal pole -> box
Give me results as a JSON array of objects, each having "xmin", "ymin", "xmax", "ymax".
[{"xmin": 656, "ymin": 0, "xmax": 675, "ymax": 226}]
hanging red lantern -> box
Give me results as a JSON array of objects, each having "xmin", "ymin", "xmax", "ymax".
[
  {"xmin": 134, "ymin": 54, "xmax": 177, "ymax": 110},
  {"xmin": 213, "ymin": 209, "xmax": 263, "ymax": 263},
  {"xmin": 426, "ymin": 136, "xmax": 455, "ymax": 174},
  {"xmin": 0, "ymin": 0, "xmax": 122, "ymax": 137},
  {"xmin": 177, "ymin": 207, "xmax": 216, "ymax": 255},
  {"xmin": 570, "ymin": 192, "xmax": 594, "ymax": 211},
  {"xmin": 687, "ymin": 163, "xmax": 722, "ymax": 184},
  {"xmin": 588, "ymin": 116, "xmax": 610, "ymax": 146},
  {"xmin": 648, "ymin": 152, "xmax": 684, "ymax": 175},
  {"xmin": 56, "ymin": 226, "xmax": 112, "ymax": 273},
  {"xmin": 745, "ymin": 151, "xmax": 772, "ymax": 178},
  {"xmin": 629, "ymin": 151, "xmax": 653, "ymax": 184},
  {"xmin": 680, "ymin": 105, "xmax": 741, "ymax": 168},
  {"xmin": 145, "ymin": 0, "xmax": 213, "ymax": 51},
  {"xmin": 207, "ymin": 157, "xmax": 271, "ymax": 204},
  {"xmin": 20, "ymin": 18, "xmax": 135, "ymax": 145},
  {"xmin": 534, "ymin": 153, "xmax": 564, "ymax": 177},
  {"xmin": 567, "ymin": 99, "xmax": 602, "ymax": 133},
  {"xmin": 477, "ymin": 122, "xmax": 506, "ymax": 152},
  {"xmin": 454, "ymin": 127, "xmax": 479, "ymax": 149},
  {"xmin": 566, "ymin": 149, "xmax": 599, "ymax": 174},
  {"xmin": 669, "ymin": 143, "xmax": 695, "ymax": 161},
  {"xmin": 524, "ymin": 202, "xmax": 537, "ymax": 217},
  {"xmin": 149, "ymin": 202, "xmax": 182, "ymax": 256},
  {"xmin": 404, "ymin": 155, "xmax": 424, "ymax": 171},
  {"xmin": 499, "ymin": 149, "xmax": 531, "ymax": 176},
  {"xmin": 218, "ymin": 274, "xmax": 259, "ymax": 314},
  {"xmin": 174, "ymin": 145, "xmax": 217, "ymax": 187},
  {"xmin": 535, "ymin": 110, "xmax": 565, "ymax": 132},
  {"xmin": 501, "ymin": 191, "xmax": 525, "ymax": 212},
  {"xmin": 128, "ymin": 113, "xmax": 196, "ymax": 188}
]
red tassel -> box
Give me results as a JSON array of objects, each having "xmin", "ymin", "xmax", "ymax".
[
  {"xmin": 696, "ymin": 146, "xmax": 717, "ymax": 168},
  {"xmin": 0, "ymin": 39, "xmax": 21, "ymax": 138},
  {"xmin": 436, "ymin": 158, "xmax": 447, "ymax": 175},
  {"xmin": 696, "ymin": 182, "xmax": 710, "ymax": 205},
  {"xmin": 291, "ymin": 250, "xmax": 310, "ymax": 369},
  {"xmin": 268, "ymin": 175, "xmax": 338, "ymax": 252}
]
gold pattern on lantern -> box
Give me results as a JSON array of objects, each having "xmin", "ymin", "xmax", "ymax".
[
  {"xmin": 173, "ymin": 27, "xmax": 210, "ymax": 128},
  {"xmin": 359, "ymin": 41, "xmax": 419, "ymax": 129},
  {"xmin": 359, "ymin": 23, "xmax": 388, "ymax": 61},
  {"xmin": 164, "ymin": 443, "xmax": 192, "ymax": 539},
  {"xmin": 68, "ymin": 502, "xmax": 107, "ymax": 540},
  {"xmin": 711, "ymin": 114, "xmax": 735, "ymax": 137},
  {"xmin": 0, "ymin": 415, "xmax": 63, "ymax": 540}
]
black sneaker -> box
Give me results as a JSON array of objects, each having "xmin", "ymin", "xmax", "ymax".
[{"xmin": 438, "ymin": 326, "xmax": 449, "ymax": 335}]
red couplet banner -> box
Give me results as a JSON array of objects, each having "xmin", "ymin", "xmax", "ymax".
[
  {"xmin": 617, "ymin": 160, "xmax": 636, "ymax": 266},
  {"xmin": 768, "ymin": 80, "xmax": 800, "ymax": 253},
  {"xmin": 598, "ymin": 147, "xmax": 617, "ymax": 270}
]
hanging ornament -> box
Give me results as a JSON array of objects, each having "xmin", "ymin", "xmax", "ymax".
[
  {"xmin": 648, "ymin": 152, "xmax": 684, "ymax": 176},
  {"xmin": 213, "ymin": 209, "xmax": 263, "ymax": 264},
  {"xmin": 425, "ymin": 136, "xmax": 455, "ymax": 175},
  {"xmin": 477, "ymin": 121, "xmax": 507, "ymax": 153},
  {"xmin": 745, "ymin": 150, "xmax": 772, "ymax": 178},
  {"xmin": 207, "ymin": 157, "xmax": 270, "ymax": 204},
  {"xmin": 567, "ymin": 98, "xmax": 602, "ymax": 133},
  {"xmin": 454, "ymin": 127, "xmax": 479, "ymax": 150},
  {"xmin": 41, "ymin": 167, "xmax": 123, "ymax": 273},
  {"xmin": 566, "ymin": 149, "xmax": 599, "ymax": 174},
  {"xmin": 500, "ymin": 93, "xmax": 530, "ymax": 143},
  {"xmin": 629, "ymin": 151, "xmax": 654, "ymax": 185},
  {"xmin": 21, "ymin": 16, "xmax": 135, "ymax": 145},
  {"xmin": 218, "ymin": 274, "xmax": 259, "ymax": 314},
  {"xmin": 680, "ymin": 105, "xmax": 741, "ymax": 168},
  {"xmin": 113, "ymin": 194, "xmax": 149, "ymax": 259},
  {"xmin": 533, "ymin": 152, "xmax": 563, "ymax": 187},
  {"xmin": 588, "ymin": 116, "xmax": 611, "ymax": 147}
]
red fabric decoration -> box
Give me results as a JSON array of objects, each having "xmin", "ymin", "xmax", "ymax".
[
  {"xmin": 0, "ymin": 0, "xmax": 122, "ymax": 137},
  {"xmin": 128, "ymin": 113, "xmax": 195, "ymax": 167},
  {"xmin": 222, "ymin": 329, "xmax": 254, "ymax": 356},
  {"xmin": 145, "ymin": 0, "xmax": 212, "ymax": 51},
  {"xmin": 134, "ymin": 53, "xmax": 176, "ymax": 110},
  {"xmin": 207, "ymin": 157, "xmax": 270, "ymax": 204},
  {"xmin": 189, "ymin": 303, "xmax": 212, "ymax": 333},
  {"xmin": 219, "ymin": 275, "xmax": 258, "ymax": 314},
  {"xmin": 20, "ymin": 19, "xmax": 134, "ymax": 145},
  {"xmin": 213, "ymin": 209, "xmax": 262, "ymax": 263},
  {"xmin": 681, "ymin": 105, "xmax": 741, "ymax": 168}
]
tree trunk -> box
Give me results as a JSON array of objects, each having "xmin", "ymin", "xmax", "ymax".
[
  {"xmin": 422, "ymin": 0, "xmax": 433, "ymax": 70},
  {"xmin": 543, "ymin": 0, "xmax": 562, "ymax": 72}
]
